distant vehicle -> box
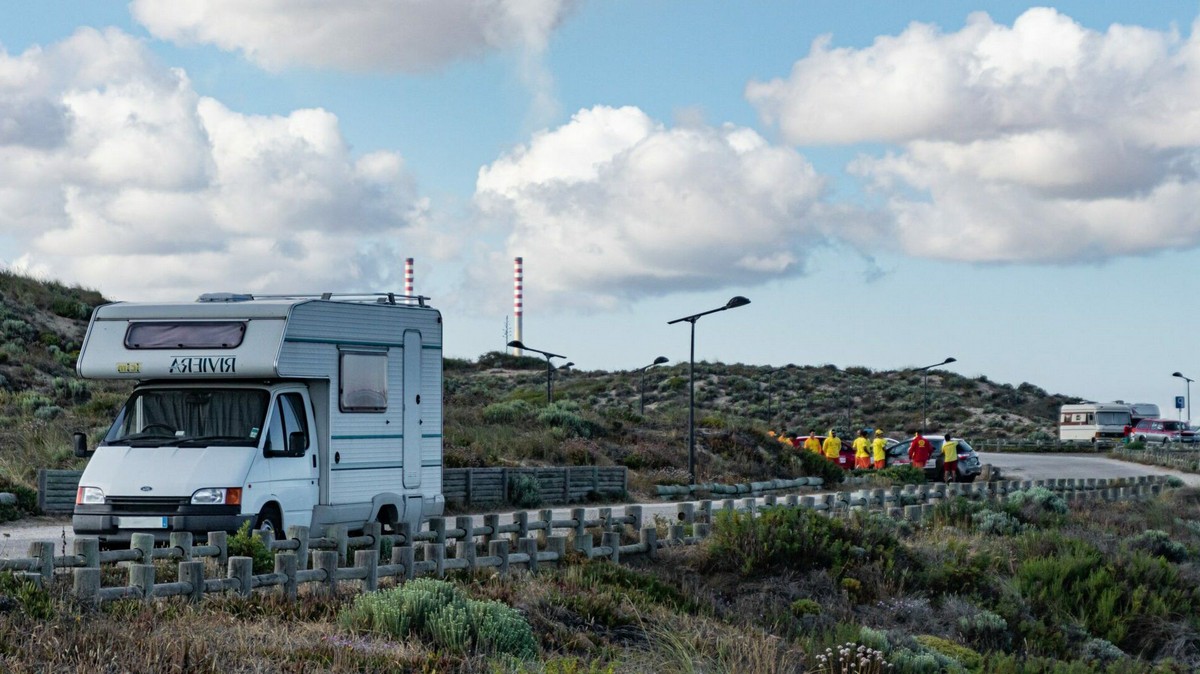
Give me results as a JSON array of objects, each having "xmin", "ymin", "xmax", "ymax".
[
  {"xmin": 1059, "ymin": 403, "xmax": 1132, "ymax": 443},
  {"xmin": 886, "ymin": 436, "xmax": 982, "ymax": 483},
  {"xmin": 1130, "ymin": 419, "xmax": 1197, "ymax": 444},
  {"xmin": 1129, "ymin": 403, "xmax": 1161, "ymax": 426}
]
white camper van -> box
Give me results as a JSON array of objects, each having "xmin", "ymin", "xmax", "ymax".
[
  {"xmin": 1058, "ymin": 402, "xmax": 1132, "ymax": 443},
  {"xmin": 72, "ymin": 292, "xmax": 443, "ymax": 544}
]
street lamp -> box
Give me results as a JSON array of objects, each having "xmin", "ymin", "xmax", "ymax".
[
  {"xmin": 506, "ymin": 340, "xmax": 565, "ymax": 403},
  {"xmin": 914, "ymin": 357, "xmax": 956, "ymax": 433},
  {"xmin": 552, "ymin": 362, "xmax": 574, "ymax": 399},
  {"xmin": 1173, "ymin": 371, "xmax": 1193, "ymax": 423},
  {"xmin": 668, "ymin": 295, "xmax": 751, "ymax": 484},
  {"xmin": 636, "ymin": 356, "xmax": 669, "ymax": 415}
]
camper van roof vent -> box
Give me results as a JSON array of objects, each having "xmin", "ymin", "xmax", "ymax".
[{"xmin": 197, "ymin": 293, "xmax": 255, "ymax": 303}]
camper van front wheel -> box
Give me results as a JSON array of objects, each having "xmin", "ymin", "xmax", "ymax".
[{"xmin": 255, "ymin": 505, "xmax": 282, "ymax": 533}]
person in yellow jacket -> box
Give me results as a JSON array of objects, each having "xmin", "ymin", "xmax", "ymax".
[
  {"xmin": 822, "ymin": 430, "xmax": 842, "ymax": 463},
  {"xmin": 942, "ymin": 433, "xmax": 959, "ymax": 483},
  {"xmin": 871, "ymin": 429, "xmax": 887, "ymax": 469},
  {"xmin": 852, "ymin": 430, "xmax": 870, "ymax": 469},
  {"xmin": 803, "ymin": 429, "xmax": 821, "ymax": 455}
]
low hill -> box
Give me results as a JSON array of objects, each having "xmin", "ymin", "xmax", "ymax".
[{"xmin": 0, "ymin": 273, "xmax": 1080, "ymax": 493}]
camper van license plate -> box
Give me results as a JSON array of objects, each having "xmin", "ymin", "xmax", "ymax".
[{"xmin": 116, "ymin": 516, "xmax": 169, "ymax": 529}]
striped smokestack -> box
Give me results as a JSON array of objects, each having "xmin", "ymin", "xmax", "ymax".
[
  {"xmin": 513, "ymin": 256, "xmax": 523, "ymax": 355},
  {"xmin": 404, "ymin": 257, "xmax": 414, "ymax": 302}
]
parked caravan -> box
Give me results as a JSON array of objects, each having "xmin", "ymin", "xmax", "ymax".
[
  {"xmin": 72, "ymin": 292, "xmax": 443, "ymax": 544},
  {"xmin": 1058, "ymin": 402, "xmax": 1132, "ymax": 443},
  {"xmin": 1129, "ymin": 403, "xmax": 1160, "ymax": 426}
]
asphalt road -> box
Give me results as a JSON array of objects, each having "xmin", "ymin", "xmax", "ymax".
[{"xmin": 2, "ymin": 452, "xmax": 1196, "ymax": 559}]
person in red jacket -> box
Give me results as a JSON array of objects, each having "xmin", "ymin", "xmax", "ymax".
[{"xmin": 909, "ymin": 430, "xmax": 932, "ymax": 469}]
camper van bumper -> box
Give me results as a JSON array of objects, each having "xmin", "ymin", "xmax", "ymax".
[{"xmin": 73, "ymin": 511, "xmax": 256, "ymax": 543}]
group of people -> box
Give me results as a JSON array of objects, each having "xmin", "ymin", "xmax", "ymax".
[{"xmin": 770, "ymin": 428, "xmax": 961, "ymax": 482}]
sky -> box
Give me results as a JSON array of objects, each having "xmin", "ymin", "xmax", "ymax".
[{"xmin": 3, "ymin": 1, "xmax": 1200, "ymax": 418}]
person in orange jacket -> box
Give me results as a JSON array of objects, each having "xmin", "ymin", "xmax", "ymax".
[
  {"xmin": 871, "ymin": 429, "xmax": 887, "ymax": 469},
  {"xmin": 852, "ymin": 430, "xmax": 870, "ymax": 469},
  {"xmin": 909, "ymin": 430, "xmax": 932, "ymax": 469}
]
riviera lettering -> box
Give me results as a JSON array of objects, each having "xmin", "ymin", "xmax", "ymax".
[{"xmin": 169, "ymin": 356, "xmax": 237, "ymax": 374}]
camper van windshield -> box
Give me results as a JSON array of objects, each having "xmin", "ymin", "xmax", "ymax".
[
  {"xmin": 102, "ymin": 388, "xmax": 269, "ymax": 447},
  {"xmin": 1097, "ymin": 411, "xmax": 1131, "ymax": 426}
]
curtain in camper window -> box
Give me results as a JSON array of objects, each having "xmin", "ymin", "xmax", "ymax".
[
  {"xmin": 135, "ymin": 389, "xmax": 268, "ymax": 438},
  {"xmin": 125, "ymin": 322, "xmax": 247, "ymax": 349}
]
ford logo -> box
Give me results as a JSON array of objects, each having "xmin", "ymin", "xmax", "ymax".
[{"xmin": 140, "ymin": 486, "xmax": 152, "ymax": 492}]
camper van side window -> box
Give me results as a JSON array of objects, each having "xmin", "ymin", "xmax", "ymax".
[
  {"xmin": 265, "ymin": 393, "xmax": 309, "ymax": 455},
  {"xmin": 340, "ymin": 352, "xmax": 388, "ymax": 412},
  {"xmin": 126, "ymin": 321, "xmax": 247, "ymax": 349}
]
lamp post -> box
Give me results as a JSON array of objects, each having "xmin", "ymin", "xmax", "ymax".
[
  {"xmin": 636, "ymin": 356, "xmax": 669, "ymax": 415},
  {"xmin": 914, "ymin": 357, "xmax": 956, "ymax": 433},
  {"xmin": 1173, "ymin": 371, "xmax": 1193, "ymax": 423},
  {"xmin": 506, "ymin": 340, "xmax": 565, "ymax": 403},
  {"xmin": 552, "ymin": 362, "xmax": 574, "ymax": 400},
  {"xmin": 668, "ymin": 296, "xmax": 751, "ymax": 484}
]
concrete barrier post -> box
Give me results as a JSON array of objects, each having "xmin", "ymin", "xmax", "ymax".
[
  {"xmin": 73, "ymin": 567, "xmax": 101, "ymax": 607},
  {"xmin": 253, "ymin": 529, "xmax": 275, "ymax": 555},
  {"xmin": 484, "ymin": 514, "xmax": 500, "ymax": 547},
  {"xmin": 273, "ymin": 553, "xmax": 296, "ymax": 601},
  {"xmin": 430, "ymin": 517, "xmax": 447, "ymax": 547},
  {"xmin": 572, "ymin": 508, "xmax": 588, "ymax": 541},
  {"xmin": 180, "ymin": 560, "xmax": 205, "ymax": 603},
  {"xmin": 490, "ymin": 540, "xmax": 510, "ymax": 577},
  {"xmin": 694, "ymin": 522, "xmax": 711, "ymax": 539},
  {"xmin": 314, "ymin": 550, "xmax": 339, "ymax": 595},
  {"xmin": 514, "ymin": 511, "xmax": 529, "ymax": 542},
  {"xmin": 131, "ymin": 533, "xmax": 155, "ymax": 565},
  {"xmin": 519, "ymin": 537, "xmax": 538, "ymax": 574},
  {"xmin": 547, "ymin": 536, "xmax": 567, "ymax": 566},
  {"xmin": 394, "ymin": 545, "xmax": 415, "ymax": 580},
  {"xmin": 209, "ymin": 531, "xmax": 228, "ymax": 567},
  {"xmin": 131, "ymin": 564, "xmax": 156, "ymax": 601},
  {"xmin": 355, "ymin": 549, "xmax": 379, "ymax": 592},
  {"xmin": 170, "ymin": 532, "xmax": 194, "ymax": 561},
  {"xmin": 538, "ymin": 509, "xmax": 553, "ymax": 544},
  {"xmin": 229, "ymin": 557, "xmax": 254, "ymax": 598},
  {"xmin": 74, "ymin": 538, "xmax": 100, "ymax": 569},
  {"xmin": 456, "ymin": 516, "xmax": 476, "ymax": 568},
  {"xmin": 288, "ymin": 525, "xmax": 311, "ymax": 570},
  {"xmin": 677, "ymin": 502, "xmax": 695, "ymax": 524},
  {"xmin": 641, "ymin": 527, "xmax": 658, "ymax": 559},
  {"xmin": 669, "ymin": 524, "xmax": 686, "ymax": 543},
  {"xmin": 576, "ymin": 533, "xmax": 594, "ymax": 557},
  {"xmin": 363, "ymin": 522, "xmax": 383, "ymax": 557},
  {"xmin": 626, "ymin": 505, "xmax": 643, "ymax": 533},
  {"xmin": 603, "ymin": 532, "xmax": 621, "ymax": 563}
]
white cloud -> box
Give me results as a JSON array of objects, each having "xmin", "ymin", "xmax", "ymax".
[
  {"xmin": 474, "ymin": 106, "xmax": 833, "ymax": 308},
  {"xmin": 748, "ymin": 8, "xmax": 1200, "ymax": 263},
  {"xmin": 130, "ymin": 0, "xmax": 579, "ymax": 72},
  {"xmin": 0, "ymin": 28, "xmax": 432, "ymax": 300}
]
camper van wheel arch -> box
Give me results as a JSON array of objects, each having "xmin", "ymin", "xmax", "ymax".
[
  {"xmin": 376, "ymin": 505, "xmax": 399, "ymax": 534},
  {"xmin": 255, "ymin": 504, "xmax": 283, "ymax": 534}
]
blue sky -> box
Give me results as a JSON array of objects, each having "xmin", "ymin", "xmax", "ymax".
[{"xmin": 2, "ymin": 2, "xmax": 1200, "ymax": 420}]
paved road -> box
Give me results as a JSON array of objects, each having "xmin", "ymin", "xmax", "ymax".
[{"xmin": 3, "ymin": 453, "xmax": 1196, "ymax": 559}]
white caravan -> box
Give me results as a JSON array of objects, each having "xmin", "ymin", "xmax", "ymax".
[
  {"xmin": 72, "ymin": 292, "xmax": 443, "ymax": 544},
  {"xmin": 1058, "ymin": 403, "xmax": 1132, "ymax": 443}
]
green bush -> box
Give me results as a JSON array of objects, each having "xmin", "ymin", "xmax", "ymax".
[
  {"xmin": 705, "ymin": 505, "xmax": 906, "ymax": 579},
  {"xmin": 972, "ymin": 509, "xmax": 1025, "ymax": 536},
  {"xmin": 338, "ymin": 578, "xmax": 537, "ymax": 660},
  {"xmin": 508, "ymin": 473, "xmax": 542, "ymax": 509},
  {"xmin": 958, "ymin": 610, "xmax": 1010, "ymax": 651},
  {"xmin": 1127, "ymin": 529, "xmax": 1188, "ymax": 562},
  {"xmin": 537, "ymin": 402, "xmax": 602, "ymax": 438},
  {"xmin": 227, "ymin": 521, "xmax": 274, "ymax": 574},
  {"xmin": 482, "ymin": 399, "xmax": 534, "ymax": 424},
  {"xmin": 0, "ymin": 570, "xmax": 54, "ymax": 619}
]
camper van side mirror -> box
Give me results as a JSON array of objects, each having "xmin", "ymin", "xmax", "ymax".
[
  {"xmin": 73, "ymin": 432, "xmax": 91, "ymax": 458},
  {"xmin": 287, "ymin": 431, "xmax": 307, "ymax": 455}
]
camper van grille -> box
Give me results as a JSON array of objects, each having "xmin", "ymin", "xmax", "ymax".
[{"xmin": 106, "ymin": 496, "xmax": 190, "ymax": 512}]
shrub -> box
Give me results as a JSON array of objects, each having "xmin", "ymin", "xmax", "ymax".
[
  {"xmin": 1127, "ymin": 529, "xmax": 1188, "ymax": 562},
  {"xmin": 0, "ymin": 570, "xmax": 54, "ymax": 619},
  {"xmin": 338, "ymin": 578, "xmax": 537, "ymax": 660},
  {"xmin": 915, "ymin": 635, "xmax": 981, "ymax": 670},
  {"xmin": 537, "ymin": 402, "xmax": 603, "ymax": 438},
  {"xmin": 1081, "ymin": 637, "xmax": 1125, "ymax": 664},
  {"xmin": 791, "ymin": 598, "xmax": 821, "ymax": 618},
  {"xmin": 227, "ymin": 521, "xmax": 274, "ymax": 574},
  {"xmin": 508, "ymin": 473, "xmax": 542, "ymax": 509},
  {"xmin": 958, "ymin": 610, "xmax": 1010, "ymax": 651},
  {"xmin": 482, "ymin": 399, "xmax": 534, "ymax": 424},
  {"xmin": 972, "ymin": 509, "xmax": 1025, "ymax": 536},
  {"xmin": 869, "ymin": 465, "xmax": 925, "ymax": 485}
]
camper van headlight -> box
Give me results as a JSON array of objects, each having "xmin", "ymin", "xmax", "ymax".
[
  {"xmin": 191, "ymin": 487, "xmax": 242, "ymax": 505},
  {"xmin": 76, "ymin": 486, "xmax": 105, "ymax": 505}
]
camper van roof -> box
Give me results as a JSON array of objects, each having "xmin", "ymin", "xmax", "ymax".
[{"xmin": 94, "ymin": 300, "xmax": 301, "ymax": 320}]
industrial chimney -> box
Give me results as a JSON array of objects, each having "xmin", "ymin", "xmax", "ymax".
[
  {"xmin": 512, "ymin": 257, "xmax": 523, "ymax": 355},
  {"xmin": 404, "ymin": 257, "xmax": 414, "ymax": 303}
]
